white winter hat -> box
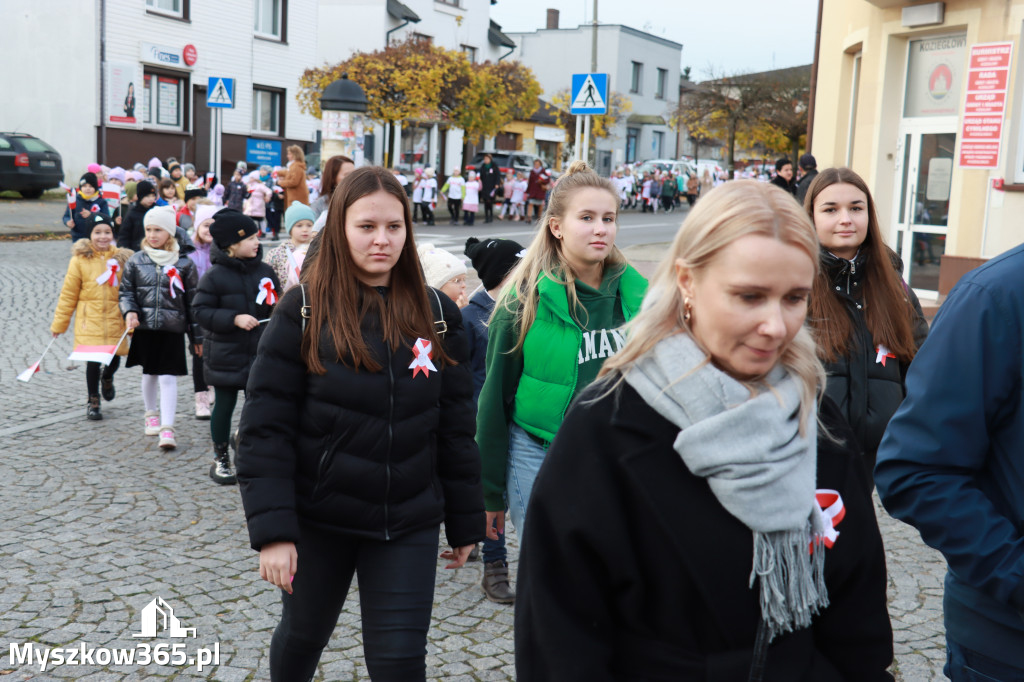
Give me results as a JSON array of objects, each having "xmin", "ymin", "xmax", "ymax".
[
  {"xmin": 418, "ymin": 243, "xmax": 466, "ymax": 289},
  {"xmin": 143, "ymin": 205, "xmax": 177, "ymax": 237}
]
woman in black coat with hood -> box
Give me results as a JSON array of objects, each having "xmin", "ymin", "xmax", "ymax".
[
  {"xmin": 192, "ymin": 209, "xmax": 280, "ymax": 485},
  {"xmin": 804, "ymin": 167, "xmax": 928, "ymax": 475},
  {"xmin": 515, "ymin": 181, "xmax": 892, "ymax": 682},
  {"xmin": 235, "ymin": 167, "xmax": 484, "ymax": 681}
]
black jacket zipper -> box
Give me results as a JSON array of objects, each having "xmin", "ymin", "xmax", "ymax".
[{"xmin": 385, "ymin": 353, "xmax": 395, "ymax": 541}]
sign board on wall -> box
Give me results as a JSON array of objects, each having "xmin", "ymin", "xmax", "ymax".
[
  {"xmin": 959, "ymin": 42, "xmax": 1014, "ymax": 168},
  {"xmin": 246, "ymin": 139, "xmax": 282, "ymax": 166},
  {"xmin": 534, "ymin": 125, "xmax": 567, "ymax": 143},
  {"xmin": 140, "ymin": 42, "xmax": 189, "ymax": 69},
  {"xmin": 105, "ymin": 61, "xmax": 142, "ymax": 128},
  {"xmin": 904, "ymin": 35, "xmax": 967, "ymax": 117}
]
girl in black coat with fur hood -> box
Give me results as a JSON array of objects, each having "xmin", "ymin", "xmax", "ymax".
[
  {"xmin": 516, "ymin": 181, "xmax": 892, "ymax": 682},
  {"xmin": 192, "ymin": 209, "xmax": 280, "ymax": 485},
  {"xmin": 235, "ymin": 167, "xmax": 484, "ymax": 681}
]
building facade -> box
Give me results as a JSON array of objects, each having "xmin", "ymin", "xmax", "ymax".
[
  {"xmin": 4, "ymin": 0, "xmax": 320, "ymax": 182},
  {"xmin": 812, "ymin": 0, "xmax": 1024, "ymax": 300},
  {"xmin": 508, "ymin": 20, "xmax": 681, "ymax": 176},
  {"xmin": 316, "ymin": 0, "xmax": 517, "ymax": 172}
]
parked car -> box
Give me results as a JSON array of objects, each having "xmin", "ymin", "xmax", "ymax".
[
  {"xmin": 636, "ymin": 158, "xmax": 694, "ymax": 178},
  {"xmin": 465, "ymin": 150, "xmax": 545, "ymax": 176},
  {"xmin": 0, "ymin": 133, "xmax": 64, "ymax": 198}
]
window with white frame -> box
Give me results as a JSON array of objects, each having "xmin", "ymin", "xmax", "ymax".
[
  {"xmin": 142, "ymin": 71, "xmax": 186, "ymax": 130},
  {"xmin": 252, "ymin": 88, "xmax": 282, "ymax": 136},
  {"xmin": 146, "ymin": 0, "xmax": 184, "ymax": 18},
  {"xmin": 254, "ymin": 0, "xmax": 283, "ymax": 39}
]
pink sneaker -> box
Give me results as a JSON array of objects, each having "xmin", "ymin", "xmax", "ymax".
[
  {"xmin": 144, "ymin": 411, "xmax": 160, "ymax": 436},
  {"xmin": 158, "ymin": 427, "xmax": 176, "ymax": 450}
]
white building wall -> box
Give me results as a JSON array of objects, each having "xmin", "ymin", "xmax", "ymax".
[
  {"xmin": 0, "ymin": 0, "xmax": 319, "ymax": 183},
  {"xmin": 2, "ymin": 1, "xmax": 99, "ymax": 182},
  {"xmin": 317, "ymin": 0, "xmax": 389, "ymax": 64}
]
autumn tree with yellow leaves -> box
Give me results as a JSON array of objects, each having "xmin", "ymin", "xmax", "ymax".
[
  {"xmin": 549, "ymin": 90, "xmax": 633, "ymax": 160},
  {"xmin": 298, "ymin": 38, "xmax": 541, "ymax": 166}
]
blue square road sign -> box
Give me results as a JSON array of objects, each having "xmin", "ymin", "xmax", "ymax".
[{"xmin": 571, "ymin": 73, "xmax": 608, "ymax": 115}]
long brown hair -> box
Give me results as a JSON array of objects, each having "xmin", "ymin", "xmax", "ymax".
[
  {"xmin": 301, "ymin": 166, "xmax": 449, "ymax": 374},
  {"xmin": 805, "ymin": 167, "xmax": 917, "ymax": 363},
  {"xmin": 319, "ymin": 155, "xmax": 353, "ymax": 201}
]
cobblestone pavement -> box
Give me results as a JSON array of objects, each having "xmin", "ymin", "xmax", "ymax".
[{"xmin": 1, "ymin": 239, "xmax": 947, "ymax": 680}]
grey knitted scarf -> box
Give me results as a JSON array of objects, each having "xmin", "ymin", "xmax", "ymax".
[{"xmin": 624, "ymin": 332, "xmax": 828, "ymax": 637}]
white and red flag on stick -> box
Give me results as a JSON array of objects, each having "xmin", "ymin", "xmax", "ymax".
[
  {"xmin": 68, "ymin": 328, "xmax": 130, "ymax": 364},
  {"xmin": 17, "ymin": 337, "xmax": 57, "ymax": 382},
  {"xmin": 60, "ymin": 181, "xmax": 76, "ymax": 211}
]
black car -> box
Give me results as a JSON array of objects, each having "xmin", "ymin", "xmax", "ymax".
[
  {"xmin": 465, "ymin": 150, "xmax": 544, "ymax": 176},
  {"xmin": 0, "ymin": 133, "xmax": 64, "ymax": 198}
]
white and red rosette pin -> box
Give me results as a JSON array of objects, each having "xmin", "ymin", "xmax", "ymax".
[
  {"xmin": 255, "ymin": 277, "xmax": 278, "ymax": 306},
  {"xmin": 164, "ymin": 265, "xmax": 184, "ymax": 299},
  {"xmin": 409, "ymin": 338, "xmax": 437, "ymax": 378},
  {"xmin": 96, "ymin": 259, "xmax": 120, "ymax": 287}
]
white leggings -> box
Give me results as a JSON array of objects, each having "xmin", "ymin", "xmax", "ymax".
[{"xmin": 141, "ymin": 374, "xmax": 178, "ymax": 427}]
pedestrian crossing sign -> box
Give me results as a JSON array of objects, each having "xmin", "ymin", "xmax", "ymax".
[
  {"xmin": 206, "ymin": 77, "xmax": 235, "ymax": 109},
  {"xmin": 570, "ymin": 73, "xmax": 608, "ymax": 115}
]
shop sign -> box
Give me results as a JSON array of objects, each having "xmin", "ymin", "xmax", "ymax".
[
  {"xmin": 246, "ymin": 139, "xmax": 282, "ymax": 166},
  {"xmin": 140, "ymin": 42, "xmax": 188, "ymax": 68},
  {"xmin": 904, "ymin": 35, "xmax": 967, "ymax": 118},
  {"xmin": 534, "ymin": 125, "xmax": 567, "ymax": 143},
  {"xmin": 183, "ymin": 44, "xmax": 197, "ymax": 66},
  {"xmin": 959, "ymin": 42, "xmax": 1013, "ymax": 169}
]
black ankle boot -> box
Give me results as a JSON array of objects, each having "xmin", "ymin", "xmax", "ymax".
[
  {"xmin": 86, "ymin": 396, "xmax": 103, "ymax": 421},
  {"xmin": 209, "ymin": 443, "xmax": 237, "ymax": 485},
  {"xmin": 101, "ymin": 373, "xmax": 116, "ymax": 401}
]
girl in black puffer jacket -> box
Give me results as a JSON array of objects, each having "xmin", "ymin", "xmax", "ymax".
[
  {"xmin": 236, "ymin": 167, "xmax": 484, "ymax": 681},
  {"xmin": 192, "ymin": 209, "xmax": 280, "ymax": 485},
  {"xmin": 805, "ymin": 168, "xmax": 928, "ymax": 476},
  {"xmin": 119, "ymin": 205, "xmax": 199, "ymax": 451}
]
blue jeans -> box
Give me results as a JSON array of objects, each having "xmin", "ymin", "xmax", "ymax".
[
  {"xmin": 481, "ymin": 515, "xmax": 507, "ymax": 563},
  {"xmin": 270, "ymin": 524, "xmax": 439, "ymax": 681},
  {"xmin": 946, "ymin": 637, "xmax": 1024, "ymax": 681},
  {"xmin": 507, "ymin": 423, "xmax": 549, "ymax": 541}
]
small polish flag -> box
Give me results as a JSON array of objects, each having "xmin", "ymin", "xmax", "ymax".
[
  {"xmin": 60, "ymin": 181, "xmax": 76, "ymax": 211},
  {"xmin": 101, "ymin": 182, "xmax": 121, "ymax": 213},
  {"xmin": 17, "ymin": 361, "xmax": 42, "ymax": 383},
  {"xmin": 19, "ymin": 337, "xmax": 57, "ymax": 382},
  {"xmin": 68, "ymin": 329, "xmax": 129, "ymax": 364}
]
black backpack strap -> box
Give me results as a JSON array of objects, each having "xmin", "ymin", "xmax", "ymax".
[{"xmin": 428, "ymin": 287, "xmax": 447, "ymax": 337}]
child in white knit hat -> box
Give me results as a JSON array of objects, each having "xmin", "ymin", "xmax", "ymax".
[{"xmin": 417, "ymin": 243, "xmax": 468, "ymax": 308}]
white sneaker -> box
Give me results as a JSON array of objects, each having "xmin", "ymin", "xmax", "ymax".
[
  {"xmin": 144, "ymin": 411, "xmax": 160, "ymax": 436},
  {"xmin": 195, "ymin": 392, "xmax": 211, "ymax": 420},
  {"xmin": 158, "ymin": 426, "xmax": 177, "ymax": 450}
]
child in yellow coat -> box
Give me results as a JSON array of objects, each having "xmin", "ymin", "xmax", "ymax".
[{"xmin": 51, "ymin": 214, "xmax": 134, "ymax": 420}]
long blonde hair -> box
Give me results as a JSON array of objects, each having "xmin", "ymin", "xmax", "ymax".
[
  {"xmin": 495, "ymin": 160, "xmax": 624, "ymax": 352},
  {"xmin": 600, "ymin": 180, "xmax": 825, "ymax": 431}
]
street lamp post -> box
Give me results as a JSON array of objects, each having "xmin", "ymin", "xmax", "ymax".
[{"xmin": 320, "ymin": 74, "xmax": 369, "ymax": 169}]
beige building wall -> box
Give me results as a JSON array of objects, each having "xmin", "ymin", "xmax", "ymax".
[{"xmin": 813, "ymin": 0, "xmax": 1024, "ymax": 297}]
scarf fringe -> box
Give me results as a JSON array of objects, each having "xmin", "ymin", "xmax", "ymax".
[{"xmin": 749, "ymin": 525, "xmax": 829, "ymax": 638}]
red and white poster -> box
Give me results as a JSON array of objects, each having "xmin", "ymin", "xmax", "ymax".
[
  {"xmin": 959, "ymin": 42, "xmax": 1014, "ymax": 169},
  {"xmin": 105, "ymin": 61, "xmax": 142, "ymax": 129}
]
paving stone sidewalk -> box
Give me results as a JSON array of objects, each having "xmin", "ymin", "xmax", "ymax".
[{"xmin": 0, "ymin": 239, "xmax": 947, "ymax": 680}]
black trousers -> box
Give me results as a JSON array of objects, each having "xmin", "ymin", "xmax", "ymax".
[
  {"xmin": 419, "ymin": 202, "xmax": 434, "ymax": 225},
  {"xmin": 192, "ymin": 353, "xmax": 206, "ymax": 393},
  {"xmin": 483, "ymin": 198, "xmax": 495, "ymax": 222},
  {"xmin": 269, "ymin": 524, "xmax": 440, "ymax": 681},
  {"xmin": 86, "ymin": 356, "xmax": 120, "ymax": 397},
  {"xmin": 446, "ymin": 198, "xmax": 461, "ymax": 223}
]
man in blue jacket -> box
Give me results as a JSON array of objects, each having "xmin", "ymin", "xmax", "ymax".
[{"xmin": 875, "ymin": 243, "xmax": 1024, "ymax": 680}]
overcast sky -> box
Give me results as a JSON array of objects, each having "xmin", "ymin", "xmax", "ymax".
[{"xmin": 491, "ymin": 0, "xmax": 820, "ymax": 78}]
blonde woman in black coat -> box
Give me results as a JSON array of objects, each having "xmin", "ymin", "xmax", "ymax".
[{"xmin": 515, "ymin": 181, "xmax": 893, "ymax": 681}]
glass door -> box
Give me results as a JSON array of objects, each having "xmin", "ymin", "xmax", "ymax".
[{"xmin": 891, "ymin": 125, "xmax": 956, "ymax": 293}]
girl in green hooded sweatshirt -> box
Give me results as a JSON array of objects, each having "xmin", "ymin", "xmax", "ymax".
[{"xmin": 475, "ymin": 160, "xmax": 648, "ymax": 544}]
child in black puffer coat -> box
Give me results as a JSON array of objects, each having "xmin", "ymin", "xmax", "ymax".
[{"xmin": 192, "ymin": 210, "xmax": 280, "ymax": 485}]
